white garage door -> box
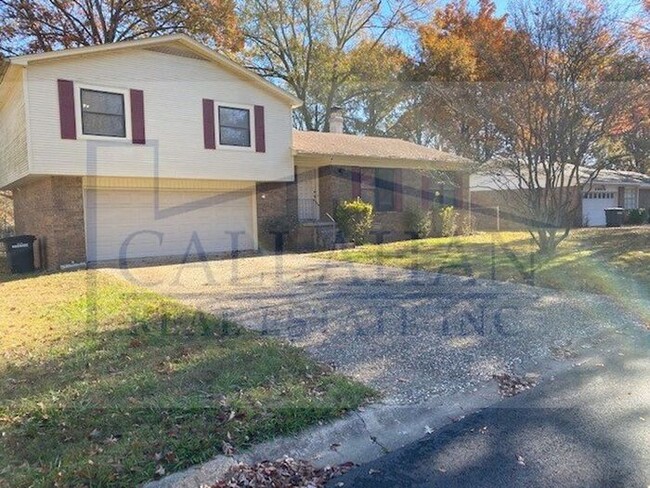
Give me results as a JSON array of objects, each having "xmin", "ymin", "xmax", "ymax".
[
  {"xmin": 582, "ymin": 190, "xmax": 616, "ymax": 226},
  {"xmin": 85, "ymin": 187, "xmax": 255, "ymax": 262}
]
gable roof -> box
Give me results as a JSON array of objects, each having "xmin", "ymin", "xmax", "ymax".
[
  {"xmin": 3, "ymin": 34, "xmax": 302, "ymax": 107},
  {"xmin": 293, "ymin": 130, "xmax": 473, "ymax": 169},
  {"xmin": 471, "ymin": 167, "xmax": 650, "ymax": 191},
  {"xmin": 594, "ymin": 169, "xmax": 650, "ymax": 186}
]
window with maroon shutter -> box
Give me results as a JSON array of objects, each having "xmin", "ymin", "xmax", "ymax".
[
  {"xmin": 375, "ymin": 168, "xmax": 396, "ymax": 211},
  {"xmin": 218, "ymin": 106, "xmax": 251, "ymax": 147},
  {"xmin": 79, "ymin": 88, "xmax": 127, "ymax": 138}
]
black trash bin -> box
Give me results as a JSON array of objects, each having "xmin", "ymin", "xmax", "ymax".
[
  {"xmin": 604, "ymin": 207, "xmax": 624, "ymax": 227},
  {"xmin": 1, "ymin": 235, "xmax": 36, "ymax": 274}
]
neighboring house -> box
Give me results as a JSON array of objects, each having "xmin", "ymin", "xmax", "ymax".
[
  {"xmin": 471, "ymin": 169, "xmax": 650, "ymax": 229},
  {"xmin": 0, "ymin": 35, "xmax": 471, "ymax": 270}
]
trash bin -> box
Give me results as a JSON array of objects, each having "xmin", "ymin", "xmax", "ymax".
[
  {"xmin": 1, "ymin": 235, "xmax": 37, "ymax": 273},
  {"xmin": 604, "ymin": 208, "xmax": 624, "ymax": 227}
]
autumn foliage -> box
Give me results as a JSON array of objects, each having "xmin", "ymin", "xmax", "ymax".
[{"xmin": 0, "ymin": 0, "xmax": 242, "ymax": 56}]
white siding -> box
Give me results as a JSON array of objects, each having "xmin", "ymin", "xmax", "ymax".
[
  {"xmin": 0, "ymin": 67, "xmax": 29, "ymax": 188},
  {"xmin": 25, "ymin": 48, "xmax": 294, "ymax": 182}
]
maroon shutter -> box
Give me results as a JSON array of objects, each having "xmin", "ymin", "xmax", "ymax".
[
  {"xmin": 394, "ymin": 169, "xmax": 403, "ymax": 211},
  {"xmin": 455, "ymin": 173, "xmax": 464, "ymax": 209},
  {"xmin": 421, "ymin": 174, "xmax": 431, "ymax": 209},
  {"xmin": 254, "ymin": 105, "xmax": 266, "ymax": 152},
  {"xmin": 57, "ymin": 79, "xmax": 76, "ymax": 140},
  {"xmin": 130, "ymin": 89, "xmax": 145, "ymax": 144},
  {"xmin": 203, "ymin": 99, "xmax": 216, "ymax": 149},
  {"xmin": 352, "ymin": 167, "xmax": 362, "ymax": 198}
]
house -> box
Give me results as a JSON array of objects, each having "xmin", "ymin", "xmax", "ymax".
[
  {"xmin": 471, "ymin": 168, "xmax": 650, "ymax": 229},
  {"xmin": 0, "ymin": 34, "xmax": 471, "ymax": 270}
]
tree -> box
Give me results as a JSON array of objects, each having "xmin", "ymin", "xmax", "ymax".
[
  {"xmin": 471, "ymin": 0, "xmax": 644, "ymax": 253},
  {"xmin": 342, "ymin": 40, "xmax": 409, "ymax": 136},
  {"xmin": 239, "ymin": 0, "xmax": 424, "ymax": 131},
  {"xmin": 407, "ymin": 0, "xmax": 526, "ymax": 161},
  {"xmin": 0, "ymin": 0, "xmax": 242, "ymax": 56}
]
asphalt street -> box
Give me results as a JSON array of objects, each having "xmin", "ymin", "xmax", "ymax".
[{"xmin": 328, "ymin": 324, "xmax": 650, "ymax": 488}]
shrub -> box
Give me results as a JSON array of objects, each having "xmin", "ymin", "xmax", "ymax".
[
  {"xmin": 403, "ymin": 206, "xmax": 432, "ymax": 239},
  {"xmin": 334, "ymin": 198, "xmax": 374, "ymax": 244},
  {"xmin": 438, "ymin": 206, "xmax": 458, "ymax": 237},
  {"xmin": 625, "ymin": 208, "xmax": 648, "ymax": 226},
  {"xmin": 459, "ymin": 212, "xmax": 476, "ymax": 236}
]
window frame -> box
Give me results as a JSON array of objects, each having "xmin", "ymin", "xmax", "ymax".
[
  {"xmin": 216, "ymin": 103, "xmax": 255, "ymax": 151},
  {"xmin": 623, "ymin": 187, "xmax": 638, "ymax": 209},
  {"xmin": 75, "ymin": 83, "xmax": 131, "ymax": 141},
  {"xmin": 374, "ymin": 168, "xmax": 396, "ymax": 212}
]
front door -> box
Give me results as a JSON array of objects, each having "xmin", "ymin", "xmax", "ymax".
[{"xmin": 297, "ymin": 167, "xmax": 320, "ymax": 221}]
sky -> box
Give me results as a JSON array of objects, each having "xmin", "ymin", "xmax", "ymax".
[
  {"xmin": 391, "ymin": 0, "xmax": 645, "ymax": 53},
  {"xmin": 472, "ymin": 0, "xmax": 643, "ymax": 17}
]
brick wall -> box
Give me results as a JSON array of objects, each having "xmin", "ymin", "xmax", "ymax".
[
  {"xmin": 13, "ymin": 176, "xmax": 86, "ymax": 270},
  {"xmin": 255, "ymin": 165, "xmax": 469, "ymax": 248},
  {"xmin": 321, "ymin": 165, "xmax": 469, "ymax": 243},
  {"xmin": 255, "ymin": 180, "xmax": 299, "ymax": 252}
]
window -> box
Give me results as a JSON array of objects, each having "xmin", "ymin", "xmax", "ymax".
[
  {"xmin": 218, "ymin": 106, "xmax": 251, "ymax": 147},
  {"xmin": 375, "ymin": 168, "xmax": 395, "ymax": 211},
  {"xmin": 80, "ymin": 89, "xmax": 126, "ymax": 138},
  {"xmin": 433, "ymin": 184, "xmax": 456, "ymax": 206},
  {"xmin": 624, "ymin": 188, "xmax": 638, "ymax": 209}
]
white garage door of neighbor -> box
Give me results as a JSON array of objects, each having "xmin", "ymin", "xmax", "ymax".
[
  {"xmin": 582, "ymin": 191, "xmax": 616, "ymax": 227},
  {"xmin": 85, "ymin": 188, "xmax": 255, "ymax": 262}
]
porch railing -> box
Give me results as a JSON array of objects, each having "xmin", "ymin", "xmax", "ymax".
[{"xmin": 297, "ymin": 198, "xmax": 320, "ymax": 222}]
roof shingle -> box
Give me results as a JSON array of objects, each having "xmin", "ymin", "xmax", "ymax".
[{"xmin": 292, "ymin": 130, "xmax": 473, "ymax": 168}]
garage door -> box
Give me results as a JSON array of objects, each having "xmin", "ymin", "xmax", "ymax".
[
  {"xmin": 85, "ymin": 187, "xmax": 255, "ymax": 262},
  {"xmin": 582, "ymin": 190, "xmax": 616, "ymax": 227}
]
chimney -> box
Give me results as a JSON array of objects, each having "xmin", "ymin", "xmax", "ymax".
[{"xmin": 328, "ymin": 106, "xmax": 344, "ymax": 133}]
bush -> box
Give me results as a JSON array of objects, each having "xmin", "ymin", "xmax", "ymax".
[
  {"xmin": 403, "ymin": 206, "xmax": 432, "ymax": 239},
  {"xmin": 459, "ymin": 212, "xmax": 476, "ymax": 236},
  {"xmin": 625, "ymin": 208, "xmax": 648, "ymax": 226},
  {"xmin": 334, "ymin": 198, "xmax": 374, "ymax": 244},
  {"xmin": 438, "ymin": 206, "xmax": 458, "ymax": 237}
]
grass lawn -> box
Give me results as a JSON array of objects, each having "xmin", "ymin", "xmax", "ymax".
[
  {"xmin": 0, "ymin": 266, "xmax": 374, "ymax": 487},
  {"xmin": 323, "ymin": 228, "xmax": 650, "ymax": 307}
]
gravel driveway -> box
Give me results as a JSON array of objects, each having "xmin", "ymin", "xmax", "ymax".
[{"xmin": 109, "ymin": 254, "xmax": 646, "ymax": 404}]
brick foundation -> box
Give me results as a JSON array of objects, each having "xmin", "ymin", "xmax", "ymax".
[{"xmin": 13, "ymin": 176, "xmax": 86, "ymax": 270}]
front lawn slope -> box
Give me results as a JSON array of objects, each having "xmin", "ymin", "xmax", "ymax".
[
  {"xmin": 0, "ymin": 271, "xmax": 373, "ymax": 487},
  {"xmin": 323, "ymin": 228, "xmax": 650, "ymax": 322}
]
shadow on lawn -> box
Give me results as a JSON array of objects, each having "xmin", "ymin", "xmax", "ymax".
[{"xmin": 0, "ymin": 307, "xmax": 370, "ymax": 487}]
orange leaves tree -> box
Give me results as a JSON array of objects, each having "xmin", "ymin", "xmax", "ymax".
[
  {"xmin": 0, "ymin": 0, "xmax": 242, "ymax": 56},
  {"xmin": 415, "ymin": 0, "xmax": 646, "ymax": 254}
]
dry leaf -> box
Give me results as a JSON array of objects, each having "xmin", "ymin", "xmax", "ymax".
[{"xmin": 221, "ymin": 441, "xmax": 235, "ymax": 456}]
